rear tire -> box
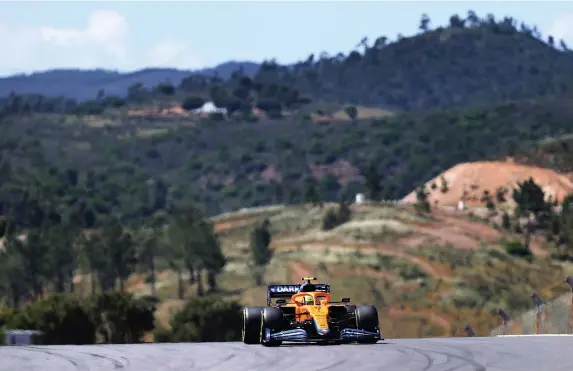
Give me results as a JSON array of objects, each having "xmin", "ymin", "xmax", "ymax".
[
  {"xmin": 355, "ymin": 305, "xmax": 379, "ymax": 344},
  {"xmin": 242, "ymin": 306, "xmax": 263, "ymax": 344},
  {"xmin": 260, "ymin": 307, "xmax": 284, "ymax": 347}
]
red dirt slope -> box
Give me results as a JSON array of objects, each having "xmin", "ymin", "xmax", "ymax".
[{"xmin": 401, "ymin": 160, "xmax": 573, "ymax": 207}]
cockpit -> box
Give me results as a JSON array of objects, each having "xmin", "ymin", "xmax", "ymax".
[
  {"xmin": 292, "ymin": 293, "xmax": 330, "ymax": 306},
  {"xmin": 315, "ymin": 295, "xmax": 328, "ymax": 305}
]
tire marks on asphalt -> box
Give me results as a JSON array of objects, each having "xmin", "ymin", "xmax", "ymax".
[{"xmin": 3, "ymin": 336, "xmax": 573, "ymax": 371}]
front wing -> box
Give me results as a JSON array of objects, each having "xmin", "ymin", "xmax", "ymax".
[{"xmin": 262, "ymin": 327, "xmax": 382, "ymax": 343}]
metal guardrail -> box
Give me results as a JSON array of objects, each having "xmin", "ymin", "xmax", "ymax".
[{"xmin": 487, "ymin": 276, "xmax": 573, "ymax": 336}]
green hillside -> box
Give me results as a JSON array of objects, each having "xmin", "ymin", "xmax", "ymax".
[
  {"xmin": 3, "ymin": 11, "xmax": 573, "ymax": 343},
  {"xmin": 2, "ymin": 97, "xmax": 573, "ymax": 223},
  {"xmin": 266, "ymin": 14, "xmax": 573, "ymax": 110}
]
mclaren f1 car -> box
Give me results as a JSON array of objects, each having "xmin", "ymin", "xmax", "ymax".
[{"xmin": 242, "ymin": 277, "xmax": 383, "ymax": 346}]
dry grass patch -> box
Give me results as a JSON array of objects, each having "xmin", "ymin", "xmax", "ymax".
[
  {"xmin": 331, "ymin": 219, "xmax": 413, "ymax": 242},
  {"xmin": 330, "ymin": 106, "xmax": 395, "ymax": 121},
  {"xmin": 155, "ymin": 299, "xmax": 185, "ymax": 329},
  {"xmin": 211, "ymin": 205, "xmax": 285, "ymax": 223},
  {"xmin": 135, "ymin": 128, "xmax": 169, "ymax": 138},
  {"xmin": 141, "ymin": 202, "xmax": 573, "ymax": 338}
]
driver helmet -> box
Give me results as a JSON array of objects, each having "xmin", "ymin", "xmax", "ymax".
[
  {"xmin": 299, "ymin": 282, "xmax": 316, "ymax": 292},
  {"xmin": 303, "ymin": 296, "xmax": 314, "ymax": 305}
]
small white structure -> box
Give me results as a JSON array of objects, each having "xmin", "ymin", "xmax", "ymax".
[
  {"xmin": 457, "ymin": 200, "xmax": 465, "ymax": 211},
  {"xmin": 192, "ymin": 101, "xmax": 227, "ymax": 115},
  {"xmin": 355, "ymin": 193, "xmax": 365, "ymax": 204},
  {"xmin": 4, "ymin": 330, "xmax": 43, "ymax": 345}
]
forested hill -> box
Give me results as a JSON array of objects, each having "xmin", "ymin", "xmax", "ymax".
[
  {"xmin": 2, "ymin": 11, "xmax": 573, "ymax": 111},
  {"xmin": 0, "ymin": 61, "xmax": 260, "ymax": 100},
  {"xmin": 267, "ymin": 13, "xmax": 573, "ymax": 110},
  {"xmin": 2, "ymin": 11, "xmax": 573, "ymax": 225}
]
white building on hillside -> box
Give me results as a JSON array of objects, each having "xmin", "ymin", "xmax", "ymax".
[{"xmin": 192, "ymin": 101, "xmax": 227, "ymax": 116}]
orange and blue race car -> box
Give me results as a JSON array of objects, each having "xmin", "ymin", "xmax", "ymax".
[{"xmin": 242, "ymin": 277, "xmax": 383, "ymax": 346}]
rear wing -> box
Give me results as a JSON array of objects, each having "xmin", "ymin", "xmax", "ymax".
[{"xmin": 266, "ymin": 284, "xmax": 331, "ymax": 306}]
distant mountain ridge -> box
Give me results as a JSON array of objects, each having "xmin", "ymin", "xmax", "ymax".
[
  {"xmin": 3, "ymin": 12, "xmax": 573, "ymax": 111},
  {"xmin": 0, "ymin": 61, "xmax": 261, "ymax": 100}
]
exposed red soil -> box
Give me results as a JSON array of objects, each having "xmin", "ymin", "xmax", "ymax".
[
  {"xmin": 308, "ymin": 159, "xmax": 361, "ymax": 185},
  {"xmin": 403, "ymin": 207, "xmax": 547, "ymax": 256},
  {"xmin": 274, "ymin": 239, "xmax": 454, "ymax": 280},
  {"xmin": 326, "ymin": 264, "xmax": 399, "ymax": 281},
  {"xmin": 214, "ymin": 218, "xmax": 256, "ymax": 232},
  {"xmin": 402, "ymin": 160, "xmax": 573, "ymax": 207},
  {"xmin": 261, "ymin": 166, "xmax": 282, "ymax": 182},
  {"xmin": 290, "ymin": 261, "xmax": 313, "ymax": 283}
]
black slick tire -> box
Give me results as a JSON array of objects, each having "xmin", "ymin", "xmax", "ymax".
[
  {"xmin": 355, "ymin": 305, "xmax": 380, "ymax": 344},
  {"xmin": 242, "ymin": 306, "xmax": 263, "ymax": 344},
  {"xmin": 260, "ymin": 307, "xmax": 284, "ymax": 347}
]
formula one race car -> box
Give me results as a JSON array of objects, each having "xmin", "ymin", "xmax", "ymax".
[{"xmin": 242, "ymin": 277, "xmax": 383, "ymax": 346}]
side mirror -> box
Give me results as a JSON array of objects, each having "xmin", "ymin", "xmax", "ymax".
[
  {"xmin": 341, "ymin": 298, "xmax": 350, "ymax": 303},
  {"xmin": 276, "ymin": 299, "xmax": 286, "ymax": 305}
]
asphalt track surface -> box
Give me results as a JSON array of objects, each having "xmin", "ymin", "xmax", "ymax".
[{"xmin": 1, "ymin": 336, "xmax": 572, "ymax": 371}]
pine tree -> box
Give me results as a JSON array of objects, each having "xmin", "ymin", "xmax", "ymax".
[
  {"xmin": 363, "ymin": 163, "xmax": 382, "ymax": 201},
  {"xmin": 481, "ymin": 190, "xmax": 495, "ymax": 211},
  {"xmin": 99, "ymin": 217, "xmax": 137, "ymax": 292},
  {"xmin": 167, "ymin": 204, "xmax": 226, "ymax": 296},
  {"xmin": 304, "ymin": 182, "xmax": 321, "ymax": 206},
  {"xmin": 512, "ymin": 177, "xmax": 549, "ymax": 217},
  {"xmin": 502, "ymin": 212, "xmax": 511, "ymax": 230},
  {"xmin": 440, "ymin": 176, "xmax": 449, "ymax": 193},
  {"xmin": 250, "ymin": 219, "xmax": 272, "ymax": 285},
  {"xmin": 414, "ymin": 185, "xmax": 431, "ymax": 213}
]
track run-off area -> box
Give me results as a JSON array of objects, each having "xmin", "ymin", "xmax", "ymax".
[{"xmin": 1, "ymin": 335, "xmax": 573, "ymax": 371}]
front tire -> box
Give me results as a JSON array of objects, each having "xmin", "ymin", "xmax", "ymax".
[
  {"xmin": 260, "ymin": 307, "xmax": 284, "ymax": 347},
  {"xmin": 242, "ymin": 306, "xmax": 263, "ymax": 344},
  {"xmin": 356, "ymin": 305, "xmax": 380, "ymax": 344}
]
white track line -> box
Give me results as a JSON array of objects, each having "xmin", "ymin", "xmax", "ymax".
[{"xmin": 496, "ymin": 334, "xmax": 573, "ymax": 337}]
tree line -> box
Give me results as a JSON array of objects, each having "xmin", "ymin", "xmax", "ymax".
[
  {"xmin": 0, "ymin": 204, "xmax": 226, "ymax": 308},
  {"xmin": 0, "ymin": 291, "xmax": 245, "ymax": 345},
  {"xmin": 3, "ymin": 9, "xmax": 573, "ymax": 119}
]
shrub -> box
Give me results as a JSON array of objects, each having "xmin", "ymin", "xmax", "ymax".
[
  {"xmin": 504, "ymin": 240, "xmax": 533, "ymax": 262},
  {"xmin": 3, "ymin": 294, "xmax": 96, "ymax": 345},
  {"xmin": 92, "ymin": 292, "xmax": 156, "ymax": 344},
  {"xmin": 322, "ymin": 202, "xmax": 352, "ymax": 231},
  {"xmin": 152, "ymin": 326, "xmax": 173, "ymax": 343},
  {"xmin": 169, "ymin": 296, "xmax": 243, "ymax": 342},
  {"xmin": 414, "ymin": 185, "xmax": 431, "ymax": 213},
  {"xmin": 182, "ymin": 96, "xmax": 205, "ymax": 111},
  {"xmin": 501, "ymin": 212, "xmax": 511, "ymax": 229},
  {"xmin": 2, "ymin": 292, "xmax": 156, "ymax": 345},
  {"xmin": 397, "ymin": 262, "xmax": 427, "ymax": 280}
]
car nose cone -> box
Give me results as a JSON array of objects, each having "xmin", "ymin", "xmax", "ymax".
[
  {"xmin": 317, "ymin": 328, "xmax": 330, "ymax": 335},
  {"xmin": 313, "ymin": 316, "xmax": 330, "ymax": 335}
]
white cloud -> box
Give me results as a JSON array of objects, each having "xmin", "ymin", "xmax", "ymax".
[
  {"xmin": 40, "ymin": 10, "xmax": 128, "ymax": 57},
  {"xmin": 547, "ymin": 13, "xmax": 573, "ymax": 46},
  {"xmin": 0, "ymin": 10, "xmax": 129, "ymax": 74},
  {"xmin": 0, "ymin": 10, "xmax": 203, "ymax": 75}
]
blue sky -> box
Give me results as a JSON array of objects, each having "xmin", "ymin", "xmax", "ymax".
[{"xmin": 0, "ymin": 1, "xmax": 572, "ymax": 76}]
